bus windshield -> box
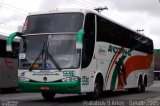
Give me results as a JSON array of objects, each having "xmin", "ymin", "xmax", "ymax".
[
  {"xmin": 23, "ymin": 13, "xmax": 84, "ymax": 34},
  {"xmin": 19, "ymin": 34, "xmax": 81, "ymax": 69}
]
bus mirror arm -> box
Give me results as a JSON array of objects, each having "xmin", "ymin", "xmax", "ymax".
[{"xmin": 6, "ymin": 32, "xmax": 22, "ymax": 52}]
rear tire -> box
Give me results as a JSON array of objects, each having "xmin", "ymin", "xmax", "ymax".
[
  {"xmin": 136, "ymin": 78, "xmax": 145, "ymax": 92},
  {"xmin": 128, "ymin": 78, "xmax": 145, "ymax": 93},
  {"xmin": 41, "ymin": 92, "xmax": 55, "ymax": 101}
]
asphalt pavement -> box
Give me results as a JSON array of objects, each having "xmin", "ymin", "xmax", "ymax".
[{"xmin": 0, "ymin": 81, "xmax": 160, "ymax": 106}]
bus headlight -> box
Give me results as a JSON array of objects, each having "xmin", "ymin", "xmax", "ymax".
[
  {"xmin": 62, "ymin": 77, "xmax": 78, "ymax": 82},
  {"xmin": 19, "ymin": 77, "xmax": 30, "ymax": 82}
]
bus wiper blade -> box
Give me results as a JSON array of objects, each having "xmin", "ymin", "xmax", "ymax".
[
  {"xmin": 29, "ymin": 36, "xmax": 61, "ymax": 71},
  {"xmin": 44, "ymin": 39, "xmax": 61, "ymax": 71},
  {"xmin": 29, "ymin": 42, "xmax": 45, "ymax": 71},
  {"xmin": 45, "ymin": 49, "xmax": 62, "ymax": 71}
]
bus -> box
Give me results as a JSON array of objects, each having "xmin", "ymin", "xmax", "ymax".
[
  {"xmin": 0, "ymin": 35, "xmax": 19, "ymax": 92},
  {"xmin": 6, "ymin": 9, "xmax": 154, "ymax": 100}
]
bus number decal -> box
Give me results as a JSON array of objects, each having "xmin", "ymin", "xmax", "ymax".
[
  {"xmin": 63, "ymin": 71, "xmax": 75, "ymax": 77},
  {"xmin": 82, "ymin": 76, "xmax": 89, "ymax": 85}
]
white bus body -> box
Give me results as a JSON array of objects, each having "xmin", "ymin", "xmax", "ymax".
[{"xmin": 7, "ymin": 9, "xmax": 154, "ymax": 100}]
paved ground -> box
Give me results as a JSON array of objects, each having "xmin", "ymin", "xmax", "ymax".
[{"xmin": 0, "ymin": 81, "xmax": 160, "ymax": 106}]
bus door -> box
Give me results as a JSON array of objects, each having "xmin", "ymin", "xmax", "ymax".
[{"xmin": 81, "ymin": 13, "xmax": 96, "ymax": 92}]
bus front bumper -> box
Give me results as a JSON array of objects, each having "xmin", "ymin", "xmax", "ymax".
[{"xmin": 18, "ymin": 79, "xmax": 81, "ymax": 94}]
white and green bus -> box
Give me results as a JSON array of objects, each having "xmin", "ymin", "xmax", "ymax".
[{"xmin": 6, "ymin": 9, "xmax": 154, "ymax": 100}]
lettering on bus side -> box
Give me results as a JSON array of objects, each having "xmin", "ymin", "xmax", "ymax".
[
  {"xmin": 108, "ymin": 45, "xmax": 131, "ymax": 56},
  {"xmin": 82, "ymin": 76, "xmax": 89, "ymax": 85}
]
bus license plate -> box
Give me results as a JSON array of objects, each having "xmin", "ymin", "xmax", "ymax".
[{"xmin": 40, "ymin": 86, "xmax": 50, "ymax": 90}]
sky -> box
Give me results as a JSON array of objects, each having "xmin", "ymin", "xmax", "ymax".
[{"xmin": 0, "ymin": 0, "xmax": 160, "ymax": 49}]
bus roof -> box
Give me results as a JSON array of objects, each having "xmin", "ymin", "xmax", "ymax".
[
  {"xmin": 28, "ymin": 8, "xmax": 96, "ymax": 16},
  {"xmin": 28, "ymin": 8, "xmax": 152, "ymax": 41}
]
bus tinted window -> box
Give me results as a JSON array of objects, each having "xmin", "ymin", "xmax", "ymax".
[
  {"xmin": 0, "ymin": 40, "xmax": 6, "ymax": 57},
  {"xmin": 82, "ymin": 13, "xmax": 95, "ymax": 68},
  {"xmin": 24, "ymin": 13, "xmax": 84, "ymax": 34},
  {"xmin": 0, "ymin": 40, "xmax": 19, "ymax": 58},
  {"xmin": 97, "ymin": 16, "xmax": 153, "ymax": 54}
]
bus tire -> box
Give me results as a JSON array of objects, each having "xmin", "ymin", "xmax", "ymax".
[
  {"xmin": 86, "ymin": 77, "xmax": 103, "ymax": 100},
  {"xmin": 41, "ymin": 92, "xmax": 55, "ymax": 101},
  {"xmin": 128, "ymin": 76, "xmax": 145, "ymax": 93},
  {"xmin": 135, "ymin": 77, "xmax": 145, "ymax": 93},
  {"xmin": 144, "ymin": 75, "xmax": 147, "ymax": 87}
]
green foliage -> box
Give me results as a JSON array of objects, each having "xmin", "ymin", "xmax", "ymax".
[{"xmin": 154, "ymin": 49, "xmax": 160, "ymax": 56}]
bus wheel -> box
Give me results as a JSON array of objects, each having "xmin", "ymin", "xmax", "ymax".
[
  {"xmin": 41, "ymin": 92, "xmax": 55, "ymax": 101},
  {"xmin": 134, "ymin": 78, "xmax": 145, "ymax": 93},
  {"xmin": 86, "ymin": 78, "xmax": 102, "ymax": 100},
  {"xmin": 128, "ymin": 77, "xmax": 145, "ymax": 93}
]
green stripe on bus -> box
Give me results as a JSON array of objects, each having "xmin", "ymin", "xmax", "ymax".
[
  {"xmin": 110, "ymin": 66, "xmax": 118, "ymax": 90},
  {"xmin": 105, "ymin": 53, "xmax": 117, "ymax": 90},
  {"xmin": 110, "ymin": 47, "xmax": 136, "ymax": 89},
  {"xmin": 110, "ymin": 56, "xmax": 126, "ymax": 89},
  {"xmin": 105, "ymin": 53, "xmax": 116, "ymax": 80},
  {"xmin": 18, "ymin": 79, "xmax": 81, "ymax": 93}
]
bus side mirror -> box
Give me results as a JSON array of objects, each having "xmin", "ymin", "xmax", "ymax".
[
  {"xmin": 76, "ymin": 29, "xmax": 84, "ymax": 49},
  {"xmin": 6, "ymin": 32, "xmax": 22, "ymax": 52}
]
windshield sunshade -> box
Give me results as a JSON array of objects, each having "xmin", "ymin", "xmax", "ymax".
[{"xmin": 24, "ymin": 13, "xmax": 84, "ymax": 34}]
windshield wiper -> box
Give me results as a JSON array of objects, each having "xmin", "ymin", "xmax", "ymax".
[
  {"xmin": 29, "ymin": 37, "xmax": 61, "ymax": 71},
  {"xmin": 45, "ymin": 49, "xmax": 62, "ymax": 71},
  {"xmin": 29, "ymin": 41, "xmax": 46, "ymax": 71},
  {"xmin": 45, "ymin": 41, "xmax": 61, "ymax": 71}
]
